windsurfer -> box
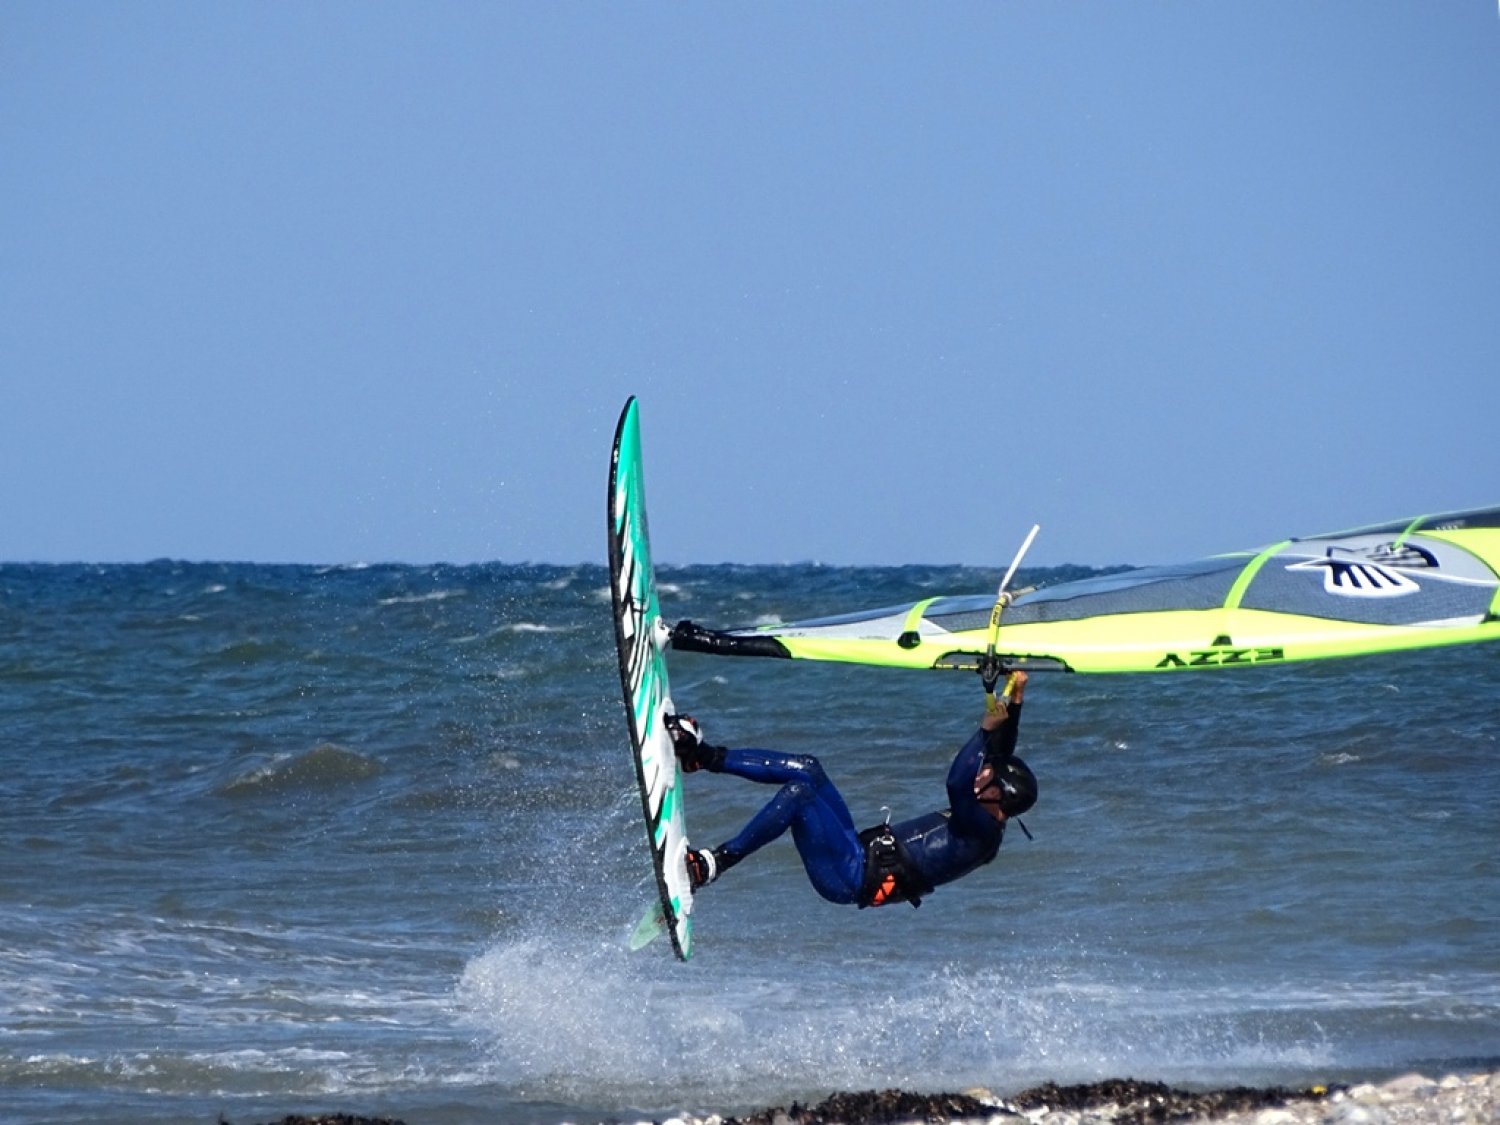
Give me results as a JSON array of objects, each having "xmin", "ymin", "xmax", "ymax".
[{"xmin": 667, "ymin": 671, "xmax": 1035, "ymax": 908}]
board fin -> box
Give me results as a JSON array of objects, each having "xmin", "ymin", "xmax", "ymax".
[{"xmin": 629, "ymin": 902, "xmax": 668, "ymax": 951}]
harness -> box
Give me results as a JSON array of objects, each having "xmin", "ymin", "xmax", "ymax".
[{"xmin": 856, "ymin": 822, "xmax": 934, "ymax": 909}]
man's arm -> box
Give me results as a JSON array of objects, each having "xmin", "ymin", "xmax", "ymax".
[
  {"xmin": 982, "ymin": 694, "xmax": 1023, "ymax": 764},
  {"xmin": 945, "ymin": 701, "xmax": 1009, "ymax": 807}
]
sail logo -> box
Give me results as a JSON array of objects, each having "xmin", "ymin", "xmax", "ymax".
[
  {"xmin": 1287, "ymin": 550, "xmax": 1424, "ymax": 598},
  {"xmin": 1156, "ymin": 647, "xmax": 1285, "ymax": 669}
]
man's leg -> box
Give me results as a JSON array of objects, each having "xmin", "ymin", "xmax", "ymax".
[{"xmin": 710, "ymin": 749, "xmax": 865, "ymax": 905}]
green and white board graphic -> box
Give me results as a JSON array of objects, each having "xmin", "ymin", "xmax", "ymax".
[{"xmin": 608, "ymin": 397, "xmax": 694, "ymax": 960}]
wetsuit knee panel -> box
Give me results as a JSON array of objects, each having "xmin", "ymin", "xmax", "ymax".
[{"xmin": 780, "ymin": 754, "xmax": 827, "ymax": 787}]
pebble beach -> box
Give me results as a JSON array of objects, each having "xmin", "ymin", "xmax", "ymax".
[{"xmin": 237, "ymin": 1070, "xmax": 1500, "ymax": 1125}]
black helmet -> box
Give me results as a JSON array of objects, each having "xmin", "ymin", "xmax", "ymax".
[{"xmin": 995, "ymin": 756, "xmax": 1037, "ymax": 817}]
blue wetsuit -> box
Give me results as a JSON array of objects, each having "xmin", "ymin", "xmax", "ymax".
[{"xmin": 711, "ymin": 706, "xmax": 1020, "ymax": 906}]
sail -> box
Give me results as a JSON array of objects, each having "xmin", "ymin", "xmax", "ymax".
[{"xmin": 671, "ymin": 507, "xmax": 1500, "ymax": 674}]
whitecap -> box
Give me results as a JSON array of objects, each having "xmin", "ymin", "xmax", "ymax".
[{"xmin": 377, "ymin": 589, "xmax": 466, "ymax": 606}]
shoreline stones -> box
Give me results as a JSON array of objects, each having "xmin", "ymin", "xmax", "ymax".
[
  {"xmin": 700, "ymin": 1071, "xmax": 1500, "ymax": 1125},
  {"xmin": 714, "ymin": 1079, "xmax": 1331, "ymax": 1125},
  {"xmin": 237, "ymin": 1070, "xmax": 1500, "ymax": 1125}
]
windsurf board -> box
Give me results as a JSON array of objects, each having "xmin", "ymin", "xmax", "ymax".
[{"xmin": 607, "ymin": 396, "xmax": 695, "ymax": 961}]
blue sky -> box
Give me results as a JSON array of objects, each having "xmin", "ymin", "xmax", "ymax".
[{"xmin": 3, "ymin": 3, "xmax": 1497, "ymax": 568}]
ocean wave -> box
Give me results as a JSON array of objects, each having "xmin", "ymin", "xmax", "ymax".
[
  {"xmin": 0, "ymin": 1044, "xmax": 365, "ymax": 1098},
  {"xmin": 216, "ymin": 744, "xmax": 382, "ymax": 797}
]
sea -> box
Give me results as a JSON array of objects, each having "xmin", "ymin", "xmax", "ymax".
[{"xmin": 2, "ymin": 560, "xmax": 1497, "ymax": 1125}]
